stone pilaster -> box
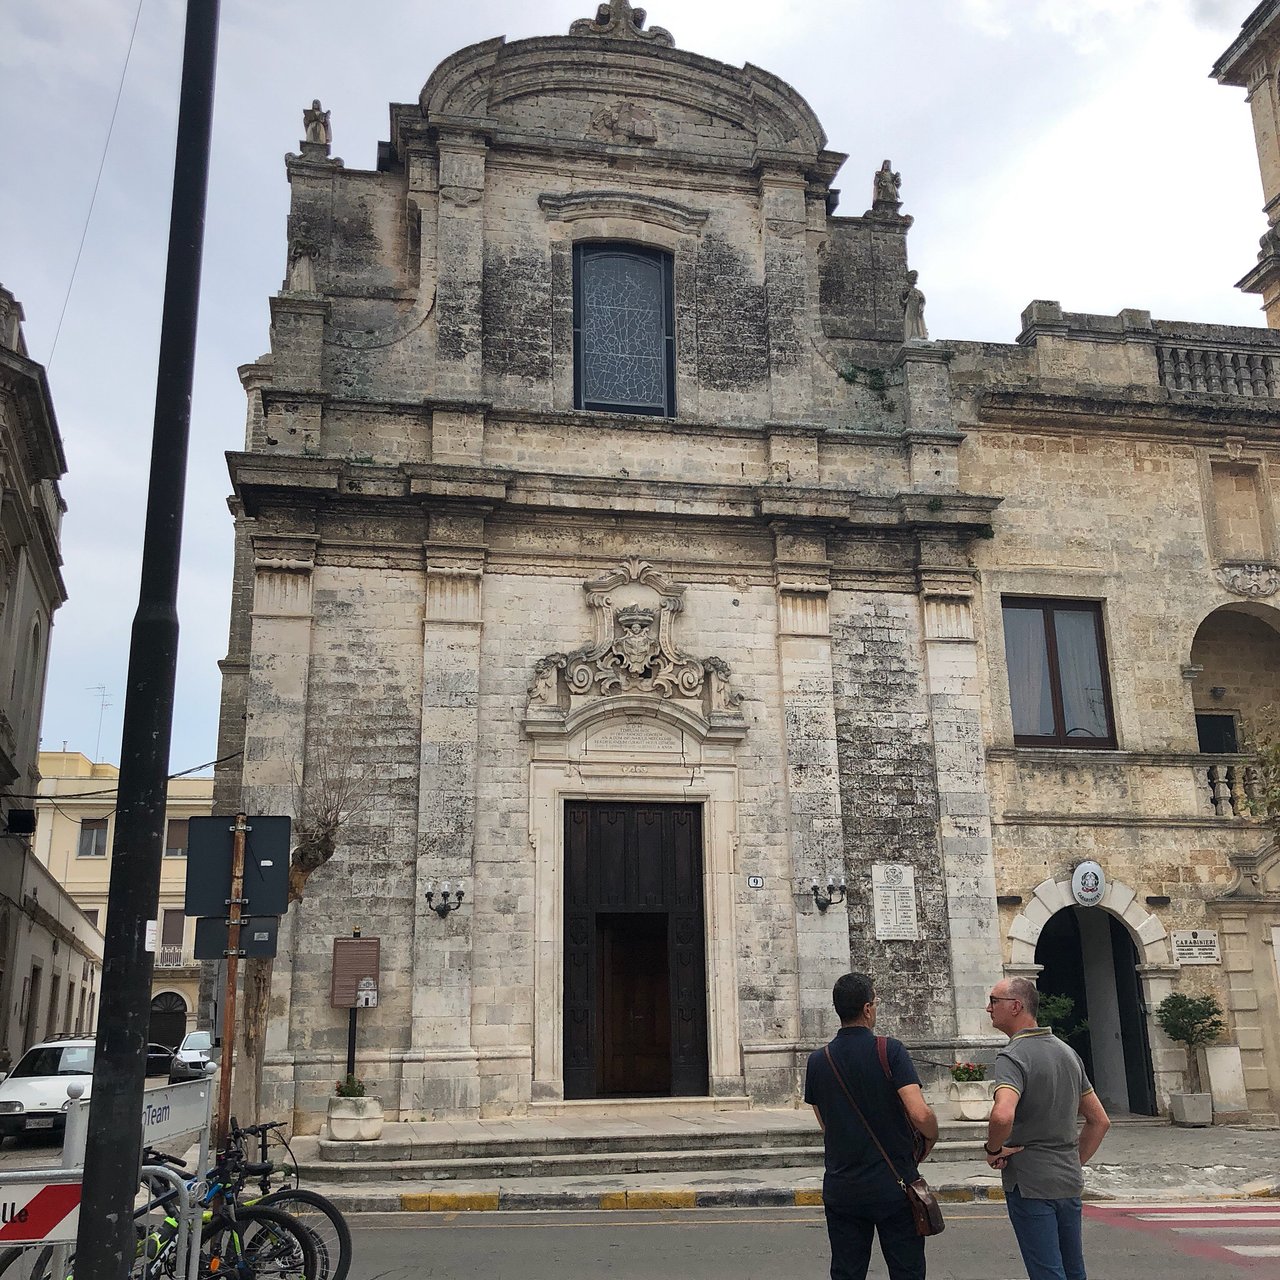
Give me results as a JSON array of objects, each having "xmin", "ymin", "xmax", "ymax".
[
  {"xmin": 759, "ymin": 162, "xmax": 812, "ymax": 420},
  {"xmin": 404, "ymin": 514, "xmax": 486, "ymax": 1114},
  {"xmin": 919, "ymin": 570, "xmax": 1002, "ymax": 1040},
  {"xmin": 774, "ymin": 529, "xmax": 848, "ymax": 1046},
  {"xmin": 265, "ymin": 296, "xmax": 329, "ymax": 456},
  {"xmin": 433, "ymin": 132, "xmax": 487, "ymax": 399},
  {"xmin": 240, "ymin": 533, "xmax": 316, "ymax": 1114}
]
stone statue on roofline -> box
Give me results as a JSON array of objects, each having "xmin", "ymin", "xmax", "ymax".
[
  {"xmin": 873, "ymin": 160, "xmax": 902, "ymax": 211},
  {"xmin": 901, "ymin": 270, "xmax": 928, "ymax": 342},
  {"xmin": 303, "ymin": 99, "xmax": 331, "ymax": 149}
]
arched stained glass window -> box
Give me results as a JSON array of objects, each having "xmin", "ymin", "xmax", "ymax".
[{"xmin": 573, "ymin": 243, "xmax": 675, "ymax": 416}]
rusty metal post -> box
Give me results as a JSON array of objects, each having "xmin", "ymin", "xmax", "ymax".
[{"xmin": 213, "ymin": 814, "xmax": 248, "ymax": 1149}]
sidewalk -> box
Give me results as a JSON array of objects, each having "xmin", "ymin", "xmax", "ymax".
[{"xmin": 291, "ymin": 1112, "xmax": 1280, "ymax": 1214}]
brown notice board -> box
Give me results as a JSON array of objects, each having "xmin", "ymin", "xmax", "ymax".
[{"xmin": 330, "ymin": 937, "xmax": 380, "ymax": 1008}]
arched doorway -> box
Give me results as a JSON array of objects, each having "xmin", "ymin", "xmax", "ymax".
[
  {"xmin": 149, "ymin": 992, "xmax": 187, "ymax": 1049},
  {"xmin": 1188, "ymin": 603, "xmax": 1280, "ymax": 761},
  {"xmin": 1035, "ymin": 907, "xmax": 1156, "ymax": 1115}
]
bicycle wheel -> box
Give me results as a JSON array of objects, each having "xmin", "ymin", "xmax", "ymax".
[
  {"xmin": 201, "ymin": 1205, "xmax": 317, "ymax": 1280},
  {"xmin": 0, "ymin": 1248, "xmax": 52, "ymax": 1280},
  {"xmin": 256, "ymin": 1189, "xmax": 351, "ymax": 1280}
]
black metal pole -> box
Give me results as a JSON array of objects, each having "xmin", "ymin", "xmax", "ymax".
[
  {"xmin": 75, "ymin": 5, "xmax": 219, "ymax": 1278},
  {"xmin": 347, "ymin": 1008, "xmax": 357, "ymax": 1080}
]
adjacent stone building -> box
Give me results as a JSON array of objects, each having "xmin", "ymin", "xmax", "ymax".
[
  {"xmin": 217, "ymin": 1, "xmax": 1280, "ymax": 1129},
  {"xmin": 0, "ymin": 285, "xmax": 102, "ymax": 1069},
  {"xmin": 35, "ymin": 751, "xmax": 214, "ymax": 1046}
]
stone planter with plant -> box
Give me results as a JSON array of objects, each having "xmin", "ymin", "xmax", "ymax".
[
  {"xmin": 948, "ymin": 1061, "xmax": 995, "ymax": 1121},
  {"xmin": 326, "ymin": 1073, "xmax": 384, "ymax": 1141},
  {"xmin": 1155, "ymin": 992, "xmax": 1226, "ymax": 1127}
]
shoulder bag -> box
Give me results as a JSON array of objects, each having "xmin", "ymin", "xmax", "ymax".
[{"xmin": 823, "ymin": 1044, "xmax": 945, "ymax": 1237}]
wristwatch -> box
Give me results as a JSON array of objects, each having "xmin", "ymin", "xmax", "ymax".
[{"xmin": 983, "ymin": 1143, "xmax": 1004, "ymax": 1155}]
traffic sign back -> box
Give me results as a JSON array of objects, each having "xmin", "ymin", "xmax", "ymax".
[{"xmin": 184, "ymin": 815, "xmax": 291, "ymax": 916}]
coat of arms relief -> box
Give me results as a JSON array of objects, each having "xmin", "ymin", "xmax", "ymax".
[{"xmin": 526, "ymin": 559, "xmax": 743, "ymax": 720}]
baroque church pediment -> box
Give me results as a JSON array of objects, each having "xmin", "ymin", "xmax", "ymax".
[
  {"xmin": 413, "ymin": 3, "xmax": 828, "ymax": 167},
  {"xmin": 524, "ymin": 559, "xmax": 745, "ymax": 735}
]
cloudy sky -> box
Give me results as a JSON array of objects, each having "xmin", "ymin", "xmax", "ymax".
[{"xmin": 0, "ymin": 0, "xmax": 1267, "ymax": 774}]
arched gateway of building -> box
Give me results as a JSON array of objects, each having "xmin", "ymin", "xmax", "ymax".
[{"xmin": 1005, "ymin": 876, "xmax": 1181, "ymax": 1112}]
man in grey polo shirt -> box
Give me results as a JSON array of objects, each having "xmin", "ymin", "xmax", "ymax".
[{"xmin": 982, "ymin": 977, "xmax": 1111, "ymax": 1280}]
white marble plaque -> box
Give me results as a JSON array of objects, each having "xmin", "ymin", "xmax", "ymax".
[
  {"xmin": 1171, "ymin": 929, "xmax": 1221, "ymax": 965},
  {"xmin": 872, "ymin": 863, "xmax": 919, "ymax": 941},
  {"xmin": 586, "ymin": 720, "xmax": 679, "ymax": 754}
]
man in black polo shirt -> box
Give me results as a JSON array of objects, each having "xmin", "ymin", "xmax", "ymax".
[{"xmin": 805, "ymin": 972, "xmax": 939, "ymax": 1280}]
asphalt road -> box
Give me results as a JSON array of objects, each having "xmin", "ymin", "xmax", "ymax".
[{"xmin": 345, "ymin": 1203, "xmax": 1270, "ymax": 1279}]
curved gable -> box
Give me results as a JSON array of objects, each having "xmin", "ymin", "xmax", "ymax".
[{"xmin": 415, "ymin": 10, "xmax": 828, "ymax": 170}]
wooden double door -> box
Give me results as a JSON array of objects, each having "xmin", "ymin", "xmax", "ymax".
[{"xmin": 564, "ymin": 803, "xmax": 709, "ymax": 1099}]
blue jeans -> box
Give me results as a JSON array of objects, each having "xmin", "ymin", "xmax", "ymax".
[
  {"xmin": 1004, "ymin": 1185, "xmax": 1086, "ymax": 1280},
  {"xmin": 824, "ymin": 1198, "xmax": 925, "ymax": 1280}
]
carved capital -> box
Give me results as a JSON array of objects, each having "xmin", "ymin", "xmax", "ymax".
[{"xmin": 426, "ymin": 565, "xmax": 483, "ymax": 624}]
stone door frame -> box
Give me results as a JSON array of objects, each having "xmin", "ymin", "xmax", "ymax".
[
  {"xmin": 526, "ymin": 695, "xmax": 745, "ymax": 1101},
  {"xmin": 1003, "ymin": 875, "xmax": 1184, "ymax": 1107}
]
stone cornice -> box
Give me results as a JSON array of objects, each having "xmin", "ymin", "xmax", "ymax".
[
  {"xmin": 0, "ymin": 347, "xmax": 66, "ymax": 481},
  {"xmin": 1211, "ymin": 1, "xmax": 1280, "ymax": 86},
  {"xmin": 228, "ymin": 449, "xmax": 999, "ymax": 536},
  {"xmin": 971, "ymin": 387, "xmax": 1280, "ymax": 438},
  {"xmin": 538, "ymin": 190, "xmax": 709, "ymax": 233}
]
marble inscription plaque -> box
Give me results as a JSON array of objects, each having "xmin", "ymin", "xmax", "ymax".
[
  {"xmin": 1171, "ymin": 929, "xmax": 1221, "ymax": 965},
  {"xmin": 586, "ymin": 720, "xmax": 679, "ymax": 754},
  {"xmin": 872, "ymin": 863, "xmax": 920, "ymax": 941}
]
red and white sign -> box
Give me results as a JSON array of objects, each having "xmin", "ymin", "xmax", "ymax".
[{"xmin": 0, "ymin": 1180, "xmax": 82, "ymax": 1244}]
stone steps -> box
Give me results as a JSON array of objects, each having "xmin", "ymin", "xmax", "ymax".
[{"xmin": 303, "ymin": 1121, "xmax": 988, "ymax": 1185}]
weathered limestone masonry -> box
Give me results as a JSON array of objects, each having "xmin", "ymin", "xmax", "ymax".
[
  {"xmin": 947, "ymin": 300, "xmax": 1280, "ymax": 1121},
  {"xmin": 216, "ymin": 2, "xmax": 1280, "ymax": 1128}
]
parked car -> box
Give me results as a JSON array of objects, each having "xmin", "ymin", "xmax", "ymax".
[
  {"xmin": 0, "ymin": 1037, "xmax": 175, "ymax": 1140},
  {"xmin": 169, "ymin": 1030, "xmax": 218, "ymax": 1083}
]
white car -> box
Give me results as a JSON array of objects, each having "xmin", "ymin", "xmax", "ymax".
[{"xmin": 0, "ymin": 1037, "xmax": 174, "ymax": 1141}]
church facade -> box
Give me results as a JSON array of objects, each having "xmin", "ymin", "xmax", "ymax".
[{"xmin": 217, "ymin": 1, "xmax": 1280, "ymax": 1129}]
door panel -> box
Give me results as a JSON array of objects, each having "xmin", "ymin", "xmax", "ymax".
[
  {"xmin": 599, "ymin": 914, "xmax": 670, "ymax": 1094},
  {"xmin": 563, "ymin": 802, "xmax": 708, "ymax": 1099}
]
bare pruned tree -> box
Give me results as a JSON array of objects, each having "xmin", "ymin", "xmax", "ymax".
[{"xmin": 234, "ymin": 735, "xmax": 376, "ymax": 1125}]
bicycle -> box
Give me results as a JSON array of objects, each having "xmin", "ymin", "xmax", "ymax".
[
  {"xmin": 230, "ymin": 1119, "xmax": 351, "ymax": 1280},
  {"xmin": 0, "ymin": 1146, "xmax": 317, "ymax": 1280}
]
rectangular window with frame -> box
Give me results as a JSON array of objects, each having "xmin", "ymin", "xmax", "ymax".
[
  {"xmin": 1002, "ymin": 598, "xmax": 1116, "ymax": 748},
  {"xmin": 573, "ymin": 242, "xmax": 675, "ymax": 417},
  {"xmin": 77, "ymin": 818, "xmax": 108, "ymax": 858},
  {"xmin": 164, "ymin": 818, "xmax": 189, "ymax": 857}
]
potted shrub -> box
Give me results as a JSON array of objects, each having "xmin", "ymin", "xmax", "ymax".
[
  {"xmin": 1155, "ymin": 993, "xmax": 1226, "ymax": 1127},
  {"xmin": 326, "ymin": 1073, "xmax": 384, "ymax": 1141},
  {"xmin": 948, "ymin": 1061, "xmax": 995, "ymax": 1121}
]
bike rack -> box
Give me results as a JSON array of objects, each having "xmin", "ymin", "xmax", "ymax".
[{"xmin": 138, "ymin": 1164, "xmax": 196, "ymax": 1280}]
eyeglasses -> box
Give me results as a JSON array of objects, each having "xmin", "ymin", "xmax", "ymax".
[{"xmin": 986, "ymin": 996, "xmax": 1019, "ymax": 1006}]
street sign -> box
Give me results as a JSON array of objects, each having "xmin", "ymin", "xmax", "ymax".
[
  {"xmin": 184, "ymin": 815, "xmax": 291, "ymax": 916},
  {"xmin": 331, "ymin": 937, "xmax": 380, "ymax": 1008},
  {"xmin": 140, "ymin": 1078, "xmax": 215, "ymax": 1148},
  {"xmin": 0, "ymin": 1175, "xmax": 83, "ymax": 1244},
  {"xmin": 194, "ymin": 915, "xmax": 279, "ymax": 959},
  {"xmin": 61, "ymin": 1078, "xmax": 213, "ymax": 1168}
]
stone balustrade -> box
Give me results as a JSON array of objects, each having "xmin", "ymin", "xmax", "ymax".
[
  {"xmin": 1157, "ymin": 344, "xmax": 1280, "ymax": 397},
  {"xmin": 1202, "ymin": 756, "xmax": 1264, "ymax": 818}
]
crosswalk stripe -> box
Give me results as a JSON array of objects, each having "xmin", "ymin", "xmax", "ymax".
[
  {"xmin": 1225, "ymin": 1245, "xmax": 1280, "ymax": 1257},
  {"xmin": 1133, "ymin": 1212, "xmax": 1280, "ymax": 1223},
  {"xmin": 1099, "ymin": 1201, "xmax": 1279, "ymax": 1210}
]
